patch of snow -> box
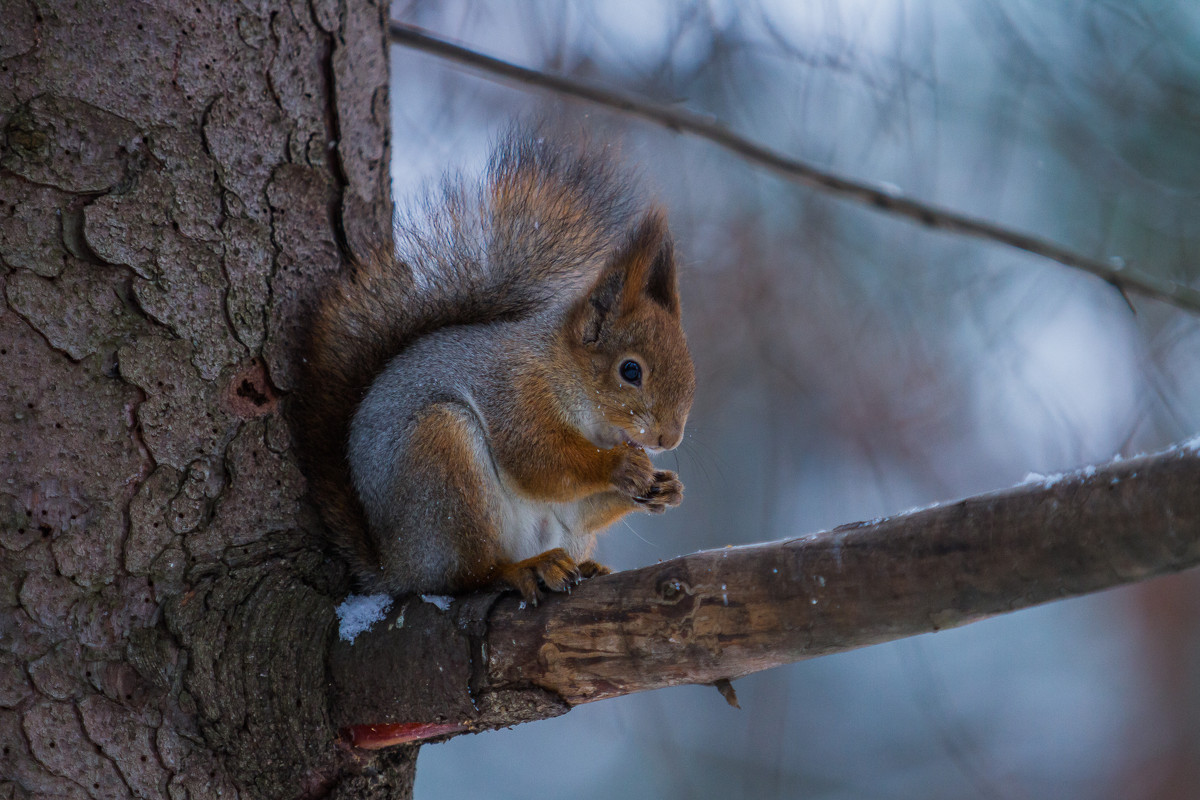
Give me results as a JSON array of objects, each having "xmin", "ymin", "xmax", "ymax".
[
  {"xmin": 898, "ymin": 500, "xmax": 944, "ymax": 517},
  {"xmin": 421, "ymin": 594, "xmax": 454, "ymax": 612},
  {"xmin": 336, "ymin": 593, "xmax": 393, "ymax": 644},
  {"xmin": 1020, "ymin": 472, "xmax": 1065, "ymax": 488}
]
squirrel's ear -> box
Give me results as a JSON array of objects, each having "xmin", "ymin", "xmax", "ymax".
[
  {"xmin": 572, "ymin": 209, "xmax": 677, "ymax": 346},
  {"xmin": 621, "ymin": 209, "xmax": 678, "ymax": 317}
]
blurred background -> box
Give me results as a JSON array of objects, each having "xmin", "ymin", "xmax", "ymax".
[{"xmin": 388, "ymin": 2, "xmax": 1200, "ymax": 798}]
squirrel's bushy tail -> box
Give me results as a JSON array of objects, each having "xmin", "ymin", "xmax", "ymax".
[{"xmin": 295, "ymin": 130, "xmax": 644, "ymax": 581}]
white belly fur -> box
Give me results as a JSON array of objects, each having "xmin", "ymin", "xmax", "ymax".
[{"xmin": 495, "ymin": 482, "xmax": 593, "ymax": 562}]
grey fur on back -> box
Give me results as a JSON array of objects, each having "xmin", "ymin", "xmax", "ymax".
[{"xmin": 300, "ymin": 127, "xmax": 650, "ymax": 591}]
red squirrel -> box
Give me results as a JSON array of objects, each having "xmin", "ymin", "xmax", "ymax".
[{"xmin": 295, "ymin": 129, "xmax": 695, "ymax": 603}]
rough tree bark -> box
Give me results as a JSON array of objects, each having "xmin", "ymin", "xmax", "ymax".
[{"xmin": 0, "ymin": 1, "xmax": 410, "ymax": 797}]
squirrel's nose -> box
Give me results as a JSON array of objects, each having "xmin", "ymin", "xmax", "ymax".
[{"xmin": 657, "ymin": 423, "xmax": 684, "ymax": 450}]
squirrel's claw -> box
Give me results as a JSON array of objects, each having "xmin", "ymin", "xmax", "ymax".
[
  {"xmin": 634, "ymin": 470, "xmax": 683, "ymax": 513},
  {"xmin": 494, "ymin": 548, "xmax": 596, "ymax": 606},
  {"xmin": 615, "ymin": 449, "xmax": 685, "ymax": 515}
]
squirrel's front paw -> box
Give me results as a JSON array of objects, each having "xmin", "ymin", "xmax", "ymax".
[
  {"xmin": 633, "ymin": 470, "xmax": 683, "ymax": 513},
  {"xmin": 613, "ymin": 446, "xmax": 658, "ymax": 498}
]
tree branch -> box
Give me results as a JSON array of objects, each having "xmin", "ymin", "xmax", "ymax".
[
  {"xmin": 329, "ymin": 439, "xmax": 1200, "ymax": 747},
  {"xmin": 387, "ymin": 20, "xmax": 1200, "ymax": 316}
]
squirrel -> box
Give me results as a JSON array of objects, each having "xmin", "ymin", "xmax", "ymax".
[{"xmin": 294, "ymin": 128, "xmax": 695, "ymax": 604}]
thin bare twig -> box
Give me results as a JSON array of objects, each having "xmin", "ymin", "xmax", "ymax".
[{"xmin": 388, "ymin": 20, "xmax": 1200, "ymax": 315}]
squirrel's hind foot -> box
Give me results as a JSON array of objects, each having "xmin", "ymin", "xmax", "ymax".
[{"xmin": 493, "ymin": 549, "xmax": 612, "ymax": 605}]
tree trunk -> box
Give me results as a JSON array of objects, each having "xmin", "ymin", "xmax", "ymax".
[{"xmin": 0, "ymin": 0, "xmax": 407, "ymax": 796}]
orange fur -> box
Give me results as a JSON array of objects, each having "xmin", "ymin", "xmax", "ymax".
[
  {"xmin": 294, "ymin": 129, "xmax": 694, "ymax": 603},
  {"xmin": 403, "ymin": 406, "xmax": 498, "ymax": 590}
]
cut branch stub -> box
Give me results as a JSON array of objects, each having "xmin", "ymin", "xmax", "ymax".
[
  {"xmin": 328, "ymin": 442, "xmax": 1200, "ymax": 745},
  {"xmin": 327, "ymin": 592, "xmax": 570, "ymax": 749},
  {"xmin": 328, "ymin": 594, "xmax": 492, "ymax": 747}
]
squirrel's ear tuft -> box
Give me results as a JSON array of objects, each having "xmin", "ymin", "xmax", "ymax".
[
  {"xmin": 643, "ymin": 230, "xmax": 678, "ymax": 317},
  {"xmin": 573, "ymin": 208, "xmax": 677, "ymax": 346},
  {"xmin": 622, "ymin": 209, "xmax": 678, "ymax": 317}
]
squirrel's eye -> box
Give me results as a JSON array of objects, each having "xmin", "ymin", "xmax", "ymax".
[{"xmin": 619, "ymin": 359, "xmax": 642, "ymax": 386}]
